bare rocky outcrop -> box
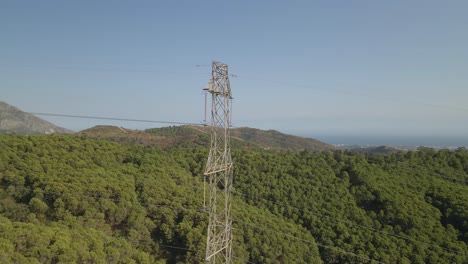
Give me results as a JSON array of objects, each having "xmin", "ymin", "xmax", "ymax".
[{"xmin": 0, "ymin": 101, "xmax": 73, "ymax": 134}]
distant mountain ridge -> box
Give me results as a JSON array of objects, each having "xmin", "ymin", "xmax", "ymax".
[
  {"xmin": 0, "ymin": 101, "xmax": 72, "ymax": 134},
  {"xmin": 80, "ymin": 125, "xmax": 335, "ymax": 151}
]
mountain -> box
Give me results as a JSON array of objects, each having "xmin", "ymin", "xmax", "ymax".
[
  {"xmin": 0, "ymin": 101, "xmax": 72, "ymax": 134},
  {"xmin": 80, "ymin": 125, "xmax": 335, "ymax": 151}
]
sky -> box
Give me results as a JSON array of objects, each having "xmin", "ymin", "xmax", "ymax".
[{"xmin": 1, "ymin": 1, "xmax": 468, "ymax": 145}]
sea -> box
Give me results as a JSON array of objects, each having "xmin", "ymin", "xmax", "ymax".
[{"xmin": 313, "ymin": 135, "xmax": 468, "ymax": 148}]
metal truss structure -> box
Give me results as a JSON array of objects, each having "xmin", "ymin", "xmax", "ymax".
[{"xmin": 203, "ymin": 61, "xmax": 233, "ymax": 264}]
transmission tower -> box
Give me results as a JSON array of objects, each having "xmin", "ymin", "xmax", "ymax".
[{"xmin": 203, "ymin": 61, "xmax": 233, "ymax": 264}]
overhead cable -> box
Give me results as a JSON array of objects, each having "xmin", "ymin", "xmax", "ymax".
[
  {"xmin": 232, "ymin": 190, "xmax": 466, "ymax": 255},
  {"xmin": 30, "ymin": 112, "xmax": 204, "ymax": 126}
]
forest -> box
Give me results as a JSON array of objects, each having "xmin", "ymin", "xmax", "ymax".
[{"xmin": 0, "ymin": 134, "xmax": 467, "ymax": 263}]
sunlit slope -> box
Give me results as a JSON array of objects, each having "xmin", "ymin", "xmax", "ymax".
[
  {"xmin": 0, "ymin": 101, "xmax": 72, "ymax": 134},
  {"xmin": 80, "ymin": 125, "xmax": 334, "ymax": 151},
  {"xmin": 0, "ymin": 134, "xmax": 466, "ymax": 263}
]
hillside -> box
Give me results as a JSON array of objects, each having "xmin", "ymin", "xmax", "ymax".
[
  {"xmin": 230, "ymin": 127, "xmax": 333, "ymax": 151},
  {"xmin": 80, "ymin": 125, "xmax": 334, "ymax": 151},
  {"xmin": 78, "ymin": 125, "xmax": 209, "ymax": 149},
  {"xmin": 0, "ymin": 134, "xmax": 322, "ymax": 263},
  {"xmin": 347, "ymin": 145, "xmax": 402, "ymax": 154},
  {"xmin": 0, "ymin": 101, "xmax": 72, "ymax": 134},
  {"xmin": 0, "ymin": 134, "xmax": 467, "ymax": 263}
]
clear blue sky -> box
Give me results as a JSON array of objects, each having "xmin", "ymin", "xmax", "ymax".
[{"xmin": 1, "ymin": 1, "xmax": 467, "ymax": 142}]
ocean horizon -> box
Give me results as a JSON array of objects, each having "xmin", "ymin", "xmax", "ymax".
[{"xmin": 313, "ymin": 135, "xmax": 468, "ymax": 148}]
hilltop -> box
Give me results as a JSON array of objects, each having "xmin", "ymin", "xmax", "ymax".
[
  {"xmin": 79, "ymin": 125, "xmax": 335, "ymax": 151},
  {"xmin": 0, "ymin": 101, "xmax": 72, "ymax": 134},
  {"xmin": 3, "ymin": 101, "xmax": 420, "ymax": 153}
]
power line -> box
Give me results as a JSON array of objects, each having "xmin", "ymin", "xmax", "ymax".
[
  {"xmin": 160, "ymin": 244, "xmax": 256, "ymax": 264},
  {"xmin": 232, "ymin": 74, "xmax": 468, "ymax": 113},
  {"xmin": 0, "ymin": 181, "xmax": 255, "ymax": 263},
  {"xmin": 1, "ymin": 147, "xmax": 465, "ymax": 258},
  {"xmin": 5, "ymin": 61, "xmax": 468, "ymax": 113},
  {"xmin": 402, "ymin": 164, "xmax": 468, "ymax": 185},
  {"xmin": 0, "ymin": 62, "xmax": 206, "ymax": 76},
  {"xmin": 0, "ymin": 182, "xmax": 385, "ymax": 262},
  {"xmin": 30, "ymin": 112, "xmax": 205, "ymax": 126},
  {"xmin": 232, "ymin": 218, "xmax": 386, "ymax": 264},
  {"xmin": 1, "ymin": 163, "xmax": 465, "ymax": 258},
  {"xmin": 368, "ymin": 159, "xmax": 468, "ymax": 185},
  {"xmin": 1, "ymin": 185, "xmax": 381, "ymax": 262},
  {"xmin": 234, "ymin": 188, "xmax": 466, "ymax": 255},
  {"xmin": 29, "ymin": 111, "xmax": 241, "ymax": 128},
  {"xmin": 159, "ymin": 244, "xmax": 197, "ymax": 252},
  {"xmin": 232, "ymin": 190, "xmax": 466, "ymax": 255},
  {"xmin": 437, "ymin": 173, "xmax": 468, "ymax": 184},
  {"xmin": 1, "ymin": 181, "xmax": 465, "ymax": 262}
]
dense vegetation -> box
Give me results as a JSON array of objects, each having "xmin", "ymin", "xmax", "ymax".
[
  {"xmin": 146, "ymin": 126, "xmax": 334, "ymax": 151},
  {"xmin": 81, "ymin": 125, "xmax": 334, "ymax": 152},
  {"xmin": 0, "ymin": 134, "xmax": 467, "ymax": 263}
]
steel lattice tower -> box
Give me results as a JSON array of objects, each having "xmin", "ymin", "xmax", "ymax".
[{"xmin": 203, "ymin": 61, "xmax": 233, "ymax": 264}]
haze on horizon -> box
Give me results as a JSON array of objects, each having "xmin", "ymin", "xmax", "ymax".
[{"xmin": 1, "ymin": 1, "xmax": 467, "ymax": 144}]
